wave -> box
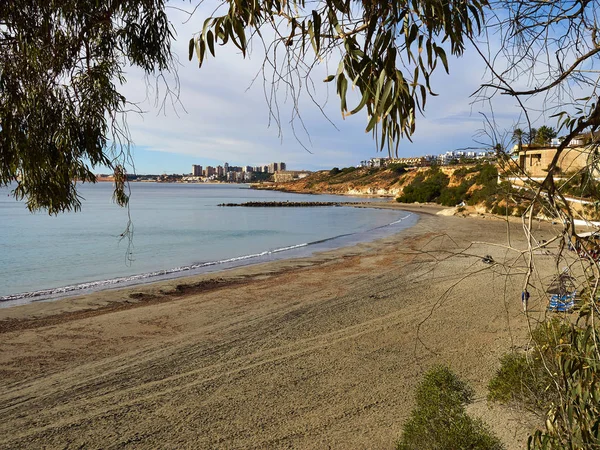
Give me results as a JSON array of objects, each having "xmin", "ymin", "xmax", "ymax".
[{"xmin": 0, "ymin": 212, "xmax": 413, "ymax": 304}]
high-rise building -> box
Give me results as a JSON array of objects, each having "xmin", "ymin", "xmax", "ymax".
[
  {"xmin": 192, "ymin": 165, "xmax": 202, "ymax": 176},
  {"xmin": 217, "ymin": 165, "xmax": 224, "ymax": 177},
  {"xmin": 279, "ymin": 162, "xmax": 286, "ymax": 171},
  {"xmin": 204, "ymin": 166, "xmax": 215, "ymax": 177},
  {"xmin": 224, "ymin": 162, "xmax": 229, "ymax": 173}
]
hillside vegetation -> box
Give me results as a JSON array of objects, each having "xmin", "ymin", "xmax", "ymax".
[{"xmin": 259, "ymin": 163, "xmax": 523, "ymax": 214}]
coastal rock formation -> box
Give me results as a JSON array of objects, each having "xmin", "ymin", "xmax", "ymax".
[
  {"xmin": 252, "ymin": 166, "xmax": 415, "ymax": 197},
  {"xmin": 252, "ymin": 165, "xmax": 475, "ymax": 199}
]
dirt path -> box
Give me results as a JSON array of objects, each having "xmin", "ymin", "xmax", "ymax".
[{"xmin": 0, "ymin": 210, "xmax": 547, "ymax": 449}]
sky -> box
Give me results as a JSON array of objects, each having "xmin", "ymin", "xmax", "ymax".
[{"xmin": 116, "ymin": 2, "xmax": 546, "ymax": 175}]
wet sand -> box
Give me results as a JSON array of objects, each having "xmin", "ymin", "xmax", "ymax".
[{"xmin": 0, "ymin": 204, "xmax": 551, "ymax": 449}]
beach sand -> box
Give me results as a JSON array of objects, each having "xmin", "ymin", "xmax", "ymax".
[{"xmin": 0, "ymin": 204, "xmax": 553, "ymax": 449}]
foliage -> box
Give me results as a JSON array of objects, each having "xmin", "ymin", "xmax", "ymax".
[
  {"xmin": 0, "ymin": 0, "xmax": 173, "ymax": 213},
  {"xmin": 513, "ymin": 128, "xmax": 524, "ymax": 150},
  {"xmin": 387, "ymin": 163, "xmax": 408, "ymax": 175},
  {"xmin": 397, "ymin": 163, "xmax": 499, "ymax": 207},
  {"xmin": 525, "ymin": 128, "xmax": 538, "ymax": 146},
  {"xmin": 491, "ymin": 204, "xmax": 509, "ymax": 216},
  {"xmin": 559, "ymin": 171, "xmax": 600, "ymax": 199},
  {"xmin": 397, "ymin": 366, "xmax": 503, "ymax": 450},
  {"xmin": 488, "ymin": 319, "xmax": 600, "ymax": 449},
  {"xmin": 466, "ymin": 164, "xmax": 501, "ymax": 205},
  {"xmin": 534, "ymin": 126, "xmax": 557, "ymax": 146},
  {"xmin": 528, "ymin": 322, "xmax": 600, "ymax": 449},
  {"xmin": 325, "ymin": 166, "xmax": 377, "ymax": 185},
  {"xmin": 190, "ymin": 0, "xmax": 487, "ymax": 153},
  {"xmin": 487, "ymin": 349, "xmax": 554, "ymax": 413},
  {"xmin": 438, "ymin": 181, "xmax": 469, "ymax": 207},
  {"xmin": 397, "ymin": 167, "xmax": 449, "ymax": 203}
]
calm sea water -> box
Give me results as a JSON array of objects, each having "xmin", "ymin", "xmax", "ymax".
[{"xmin": 0, "ymin": 183, "xmax": 416, "ymax": 305}]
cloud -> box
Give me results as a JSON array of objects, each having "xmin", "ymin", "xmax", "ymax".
[{"xmin": 118, "ymin": 4, "xmax": 543, "ymax": 173}]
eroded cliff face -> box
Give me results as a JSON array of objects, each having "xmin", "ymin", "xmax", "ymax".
[
  {"xmin": 253, "ymin": 166, "xmax": 460, "ymax": 198},
  {"xmin": 253, "ymin": 167, "xmax": 404, "ymax": 196}
]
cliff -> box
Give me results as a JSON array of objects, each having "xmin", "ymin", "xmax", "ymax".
[
  {"xmin": 253, "ymin": 165, "xmax": 482, "ymax": 198},
  {"xmin": 254, "ymin": 166, "xmax": 412, "ymax": 197}
]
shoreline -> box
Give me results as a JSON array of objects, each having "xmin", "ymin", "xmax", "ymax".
[
  {"xmin": 0, "ymin": 207, "xmax": 547, "ymax": 449},
  {"xmin": 0, "ymin": 202, "xmax": 420, "ymax": 308}
]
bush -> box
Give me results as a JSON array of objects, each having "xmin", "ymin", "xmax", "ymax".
[
  {"xmin": 560, "ymin": 171, "xmax": 600, "ymax": 198},
  {"xmin": 388, "ymin": 162, "xmax": 408, "ymax": 175},
  {"xmin": 488, "ymin": 352, "xmax": 547, "ymax": 409},
  {"xmin": 439, "ymin": 183, "xmax": 469, "ymax": 206},
  {"xmin": 488, "ymin": 319, "xmax": 600, "ymax": 448},
  {"xmin": 491, "ymin": 205, "xmax": 508, "ymax": 216},
  {"xmin": 397, "ymin": 164, "xmax": 501, "ymax": 207},
  {"xmin": 528, "ymin": 321, "xmax": 600, "ymax": 449},
  {"xmin": 397, "ymin": 366, "xmax": 504, "ymax": 450},
  {"xmin": 397, "ymin": 168, "xmax": 450, "ymax": 203},
  {"xmin": 329, "ymin": 167, "xmax": 341, "ymax": 176},
  {"xmin": 488, "ymin": 319, "xmax": 569, "ymax": 412}
]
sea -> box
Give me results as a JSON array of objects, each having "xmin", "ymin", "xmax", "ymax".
[{"xmin": 0, "ymin": 183, "xmax": 417, "ymax": 306}]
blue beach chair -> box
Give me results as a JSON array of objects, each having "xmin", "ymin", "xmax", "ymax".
[{"xmin": 548, "ymin": 292, "xmax": 576, "ymax": 312}]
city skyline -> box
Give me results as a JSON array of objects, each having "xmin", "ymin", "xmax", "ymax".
[{"xmin": 186, "ymin": 161, "xmax": 287, "ymax": 182}]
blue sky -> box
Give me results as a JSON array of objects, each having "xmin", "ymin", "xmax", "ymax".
[{"xmin": 117, "ymin": 3, "xmax": 543, "ymax": 175}]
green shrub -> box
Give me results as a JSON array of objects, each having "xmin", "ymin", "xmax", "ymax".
[
  {"xmin": 528, "ymin": 322, "xmax": 600, "ymax": 449},
  {"xmin": 388, "ymin": 163, "xmax": 408, "ymax": 175},
  {"xmin": 476, "ymin": 163, "xmax": 499, "ymax": 185},
  {"xmin": 397, "ymin": 366, "xmax": 504, "ymax": 450},
  {"xmin": 397, "ymin": 164, "xmax": 501, "ymax": 207},
  {"xmin": 439, "ymin": 182, "xmax": 469, "ymax": 206},
  {"xmin": 487, "ymin": 352, "xmax": 526, "ymax": 403},
  {"xmin": 489, "ymin": 319, "xmax": 600, "ymax": 448},
  {"xmin": 487, "ymin": 352, "xmax": 548, "ymax": 409},
  {"xmin": 397, "ymin": 168, "xmax": 450, "ymax": 203},
  {"xmin": 329, "ymin": 167, "xmax": 341, "ymax": 176},
  {"xmin": 488, "ymin": 319, "xmax": 569, "ymax": 413},
  {"xmin": 560, "ymin": 171, "xmax": 600, "ymax": 198},
  {"xmin": 491, "ymin": 205, "xmax": 508, "ymax": 216},
  {"xmin": 452, "ymin": 167, "xmax": 470, "ymax": 179}
]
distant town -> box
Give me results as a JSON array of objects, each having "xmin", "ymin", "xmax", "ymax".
[
  {"xmin": 96, "ymin": 150, "xmax": 497, "ymax": 183},
  {"xmin": 188, "ymin": 161, "xmax": 289, "ymax": 183},
  {"xmin": 96, "ymin": 161, "xmax": 303, "ymax": 183},
  {"xmin": 359, "ymin": 149, "xmax": 495, "ymax": 169}
]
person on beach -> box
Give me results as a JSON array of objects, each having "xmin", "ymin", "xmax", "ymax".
[{"xmin": 521, "ymin": 290, "xmax": 530, "ymax": 311}]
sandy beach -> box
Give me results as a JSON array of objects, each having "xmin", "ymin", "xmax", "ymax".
[{"xmin": 0, "ymin": 204, "xmax": 552, "ymax": 449}]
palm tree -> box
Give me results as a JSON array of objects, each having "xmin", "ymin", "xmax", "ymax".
[
  {"xmin": 525, "ymin": 128, "xmax": 538, "ymax": 146},
  {"xmin": 535, "ymin": 125, "xmax": 557, "ymax": 146},
  {"xmin": 513, "ymin": 128, "xmax": 524, "ymax": 152}
]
